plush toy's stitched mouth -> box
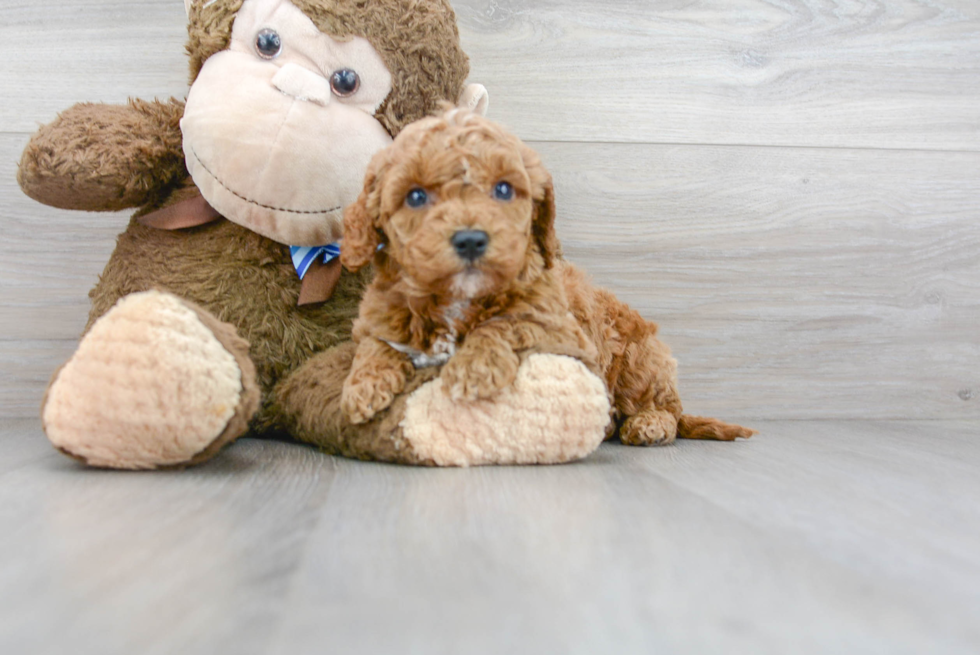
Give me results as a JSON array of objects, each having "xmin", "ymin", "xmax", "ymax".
[{"xmin": 190, "ymin": 147, "xmax": 342, "ymax": 215}]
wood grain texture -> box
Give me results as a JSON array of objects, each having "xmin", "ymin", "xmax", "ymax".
[
  {"xmin": 454, "ymin": 0, "xmax": 980, "ymax": 149},
  {"xmin": 3, "ymin": 1, "xmax": 979, "ymax": 149},
  {"xmin": 1, "ymin": 0, "xmax": 189, "ymax": 133},
  {"xmin": 0, "ymin": 341, "xmax": 76, "ymax": 418},
  {"xmin": 0, "ymin": 134, "xmax": 122, "ymax": 343},
  {"xmin": 0, "ymin": 420, "xmax": 339, "ymax": 655},
  {"xmin": 543, "ymin": 141, "xmax": 980, "ymax": 419},
  {"xmin": 1, "ymin": 419, "xmax": 978, "ymax": 654}
]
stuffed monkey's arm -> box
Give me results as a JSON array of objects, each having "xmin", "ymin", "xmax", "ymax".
[{"xmin": 18, "ymin": 98, "xmax": 187, "ymax": 212}]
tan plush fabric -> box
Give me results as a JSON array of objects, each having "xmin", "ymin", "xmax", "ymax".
[
  {"xmin": 42, "ymin": 291, "xmax": 250, "ymax": 470},
  {"xmin": 400, "ymin": 354, "xmax": 610, "ymax": 467}
]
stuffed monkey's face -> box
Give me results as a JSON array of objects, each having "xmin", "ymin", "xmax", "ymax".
[{"xmin": 182, "ymin": 0, "xmax": 394, "ymax": 246}]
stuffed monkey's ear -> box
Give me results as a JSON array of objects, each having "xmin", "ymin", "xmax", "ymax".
[
  {"xmin": 341, "ymin": 159, "xmax": 387, "ymax": 272},
  {"xmin": 458, "ymin": 84, "xmax": 490, "ymax": 117},
  {"xmin": 521, "ymin": 145, "xmax": 561, "ymax": 269}
]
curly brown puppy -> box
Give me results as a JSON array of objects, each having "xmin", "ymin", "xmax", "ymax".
[{"xmin": 341, "ymin": 109, "xmax": 754, "ymax": 444}]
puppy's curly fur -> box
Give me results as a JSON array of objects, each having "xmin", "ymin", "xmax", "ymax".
[{"xmin": 341, "ymin": 109, "xmax": 755, "ymax": 444}]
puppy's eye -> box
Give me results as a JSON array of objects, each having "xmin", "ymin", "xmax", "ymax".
[
  {"xmin": 255, "ymin": 29, "xmax": 282, "ymax": 59},
  {"xmin": 330, "ymin": 69, "xmax": 360, "ymax": 97},
  {"xmin": 405, "ymin": 188, "xmax": 429, "ymax": 208},
  {"xmin": 493, "ymin": 181, "xmax": 515, "ymax": 201}
]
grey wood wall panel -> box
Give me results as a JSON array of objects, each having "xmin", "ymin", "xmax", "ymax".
[
  {"xmin": 0, "ymin": 341, "xmax": 75, "ymax": 418},
  {"xmin": 4, "ymin": 1, "xmax": 979, "ymax": 150},
  {"xmin": 455, "ymin": 0, "xmax": 980, "ymax": 150},
  {"xmin": 545, "ymin": 141, "xmax": 980, "ymax": 420},
  {"xmin": 1, "ymin": 0, "xmax": 189, "ymax": 133},
  {"xmin": 0, "ymin": 134, "xmax": 121, "ymax": 342}
]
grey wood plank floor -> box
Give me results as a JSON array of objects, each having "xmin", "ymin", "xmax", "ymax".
[{"xmin": 2, "ymin": 420, "xmax": 978, "ymax": 654}]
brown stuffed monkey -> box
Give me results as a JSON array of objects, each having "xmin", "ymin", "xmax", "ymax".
[{"xmin": 18, "ymin": 0, "xmax": 612, "ymax": 469}]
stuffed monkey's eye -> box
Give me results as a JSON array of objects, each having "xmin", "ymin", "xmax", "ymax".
[
  {"xmin": 406, "ymin": 188, "xmax": 429, "ymax": 208},
  {"xmin": 330, "ymin": 69, "xmax": 361, "ymax": 97},
  {"xmin": 493, "ymin": 181, "xmax": 515, "ymax": 201},
  {"xmin": 255, "ymin": 29, "xmax": 282, "ymax": 59}
]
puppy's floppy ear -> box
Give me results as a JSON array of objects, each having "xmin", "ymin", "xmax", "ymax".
[
  {"xmin": 341, "ymin": 154, "xmax": 388, "ymax": 272},
  {"xmin": 521, "ymin": 144, "xmax": 562, "ymax": 269}
]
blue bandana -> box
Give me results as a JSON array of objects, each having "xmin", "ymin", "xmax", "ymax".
[{"xmin": 290, "ymin": 244, "xmax": 341, "ymax": 280}]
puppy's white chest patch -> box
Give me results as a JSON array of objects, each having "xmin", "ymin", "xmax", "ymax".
[{"xmin": 451, "ymin": 270, "xmax": 487, "ymax": 299}]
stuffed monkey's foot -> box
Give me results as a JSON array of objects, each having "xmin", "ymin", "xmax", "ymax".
[
  {"xmin": 280, "ymin": 349, "xmax": 610, "ymax": 467},
  {"xmin": 400, "ymin": 354, "xmax": 611, "ymax": 466},
  {"xmin": 619, "ymin": 409, "xmax": 679, "ymax": 447},
  {"xmin": 42, "ymin": 291, "xmax": 260, "ymax": 469}
]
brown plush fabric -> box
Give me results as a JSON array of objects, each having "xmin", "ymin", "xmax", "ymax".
[
  {"xmin": 46, "ymin": 294, "xmax": 261, "ymax": 470},
  {"xmin": 186, "ymin": 0, "xmax": 244, "ymax": 80},
  {"xmin": 87, "ymin": 217, "xmax": 371, "ymax": 432},
  {"xmin": 18, "ymin": 99, "xmax": 187, "ymax": 212},
  {"xmin": 397, "ymin": 352, "xmax": 610, "ymax": 466},
  {"xmin": 275, "ymin": 341, "xmax": 435, "ymax": 464},
  {"xmin": 188, "ymin": 0, "xmax": 470, "ymax": 135},
  {"xmin": 19, "ymin": 0, "xmax": 476, "ymax": 468}
]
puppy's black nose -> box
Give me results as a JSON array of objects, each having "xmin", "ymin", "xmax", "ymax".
[{"xmin": 451, "ymin": 230, "xmax": 489, "ymax": 262}]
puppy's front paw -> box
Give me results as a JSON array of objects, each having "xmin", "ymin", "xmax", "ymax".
[
  {"xmin": 440, "ymin": 347, "xmax": 520, "ymax": 402},
  {"xmin": 341, "ymin": 370, "xmax": 406, "ymax": 424}
]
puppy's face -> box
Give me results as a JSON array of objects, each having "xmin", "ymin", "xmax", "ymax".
[{"xmin": 342, "ymin": 110, "xmax": 559, "ymax": 299}]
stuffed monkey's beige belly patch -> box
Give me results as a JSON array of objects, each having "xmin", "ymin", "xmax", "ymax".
[
  {"xmin": 400, "ymin": 354, "xmax": 611, "ymax": 467},
  {"xmin": 42, "ymin": 291, "xmax": 244, "ymax": 469}
]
